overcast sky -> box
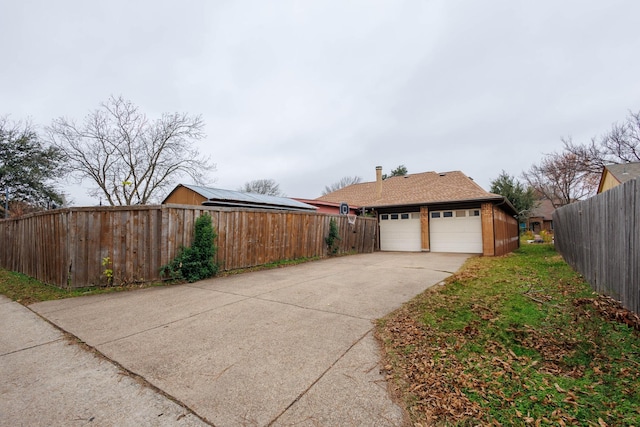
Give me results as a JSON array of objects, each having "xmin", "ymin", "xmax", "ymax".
[{"xmin": 2, "ymin": 1, "xmax": 640, "ymax": 205}]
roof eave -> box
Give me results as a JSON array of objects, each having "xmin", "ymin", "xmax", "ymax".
[{"xmin": 364, "ymin": 195, "xmax": 513, "ymax": 211}]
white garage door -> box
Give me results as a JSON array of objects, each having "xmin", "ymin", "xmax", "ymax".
[
  {"xmin": 379, "ymin": 212, "xmax": 421, "ymax": 251},
  {"xmin": 430, "ymin": 209, "xmax": 482, "ymax": 253}
]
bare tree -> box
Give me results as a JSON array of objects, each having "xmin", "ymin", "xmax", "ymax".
[
  {"xmin": 322, "ymin": 175, "xmax": 362, "ymax": 195},
  {"xmin": 563, "ymin": 109, "xmax": 640, "ymax": 181},
  {"xmin": 523, "ymin": 152, "xmax": 598, "ymax": 208},
  {"xmin": 239, "ymin": 179, "xmax": 284, "ymax": 196},
  {"xmin": 47, "ymin": 96, "xmax": 214, "ymax": 205}
]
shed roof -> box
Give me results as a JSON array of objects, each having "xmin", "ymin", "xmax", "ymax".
[
  {"xmin": 316, "ymin": 170, "xmax": 509, "ymax": 210},
  {"xmin": 163, "ymin": 184, "xmax": 317, "ymax": 211}
]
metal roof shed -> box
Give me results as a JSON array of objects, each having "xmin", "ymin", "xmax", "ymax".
[{"xmin": 162, "ymin": 184, "xmax": 318, "ymax": 212}]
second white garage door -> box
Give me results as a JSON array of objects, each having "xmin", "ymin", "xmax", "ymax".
[{"xmin": 430, "ymin": 209, "xmax": 483, "ymax": 253}]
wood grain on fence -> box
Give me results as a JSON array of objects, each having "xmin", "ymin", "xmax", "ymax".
[
  {"xmin": 0, "ymin": 205, "xmax": 377, "ymax": 289},
  {"xmin": 493, "ymin": 205, "xmax": 519, "ymax": 256},
  {"xmin": 553, "ymin": 177, "xmax": 639, "ymax": 315}
]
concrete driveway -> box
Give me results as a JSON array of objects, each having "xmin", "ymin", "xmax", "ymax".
[{"xmin": 28, "ymin": 252, "xmax": 470, "ymax": 426}]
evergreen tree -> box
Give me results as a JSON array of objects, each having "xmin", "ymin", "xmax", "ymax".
[
  {"xmin": 0, "ymin": 117, "xmax": 65, "ymax": 216},
  {"xmin": 490, "ymin": 170, "xmax": 536, "ymax": 221}
]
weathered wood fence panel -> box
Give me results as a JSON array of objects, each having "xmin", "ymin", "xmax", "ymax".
[
  {"xmin": 553, "ymin": 177, "xmax": 639, "ymax": 315},
  {"xmin": 0, "ymin": 205, "xmax": 377, "ymax": 289}
]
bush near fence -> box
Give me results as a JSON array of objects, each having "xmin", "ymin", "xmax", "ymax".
[
  {"xmin": 0, "ymin": 204, "xmax": 377, "ymax": 289},
  {"xmin": 553, "ymin": 176, "xmax": 639, "ymax": 315}
]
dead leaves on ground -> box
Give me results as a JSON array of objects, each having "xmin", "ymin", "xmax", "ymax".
[
  {"xmin": 574, "ymin": 294, "xmax": 640, "ymax": 332},
  {"xmin": 376, "ymin": 254, "xmax": 640, "ymax": 426},
  {"xmin": 379, "ymin": 312, "xmax": 483, "ymax": 424}
]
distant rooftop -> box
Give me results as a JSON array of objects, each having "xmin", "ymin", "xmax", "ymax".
[{"xmin": 604, "ymin": 162, "xmax": 640, "ymax": 184}]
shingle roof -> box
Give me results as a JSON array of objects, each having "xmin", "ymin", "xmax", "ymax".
[
  {"xmin": 529, "ymin": 198, "xmax": 555, "ymax": 220},
  {"xmin": 316, "ymin": 170, "xmax": 503, "ymax": 208},
  {"xmin": 604, "ymin": 162, "xmax": 640, "ymax": 184}
]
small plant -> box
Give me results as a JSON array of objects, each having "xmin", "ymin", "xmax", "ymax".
[
  {"xmin": 161, "ymin": 213, "xmax": 219, "ymax": 282},
  {"xmin": 539, "ymin": 229, "xmax": 553, "ymax": 243},
  {"xmin": 521, "ymin": 230, "xmax": 534, "ymax": 240},
  {"xmin": 101, "ymin": 256, "xmax": 114, "ymax": 286},
  {"xmin": 325, "ymin": 218, "xmax": 341, "ymax": 255}
]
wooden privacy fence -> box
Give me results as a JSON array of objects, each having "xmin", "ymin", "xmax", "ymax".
[
  {"xmin": 0, "ymin": 204, "xmax": 377, "ymax": 289},
  {"xmin": 553, "ymin": 177, "xmax": 639, "ymax": 315}
]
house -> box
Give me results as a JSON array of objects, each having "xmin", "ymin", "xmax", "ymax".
[
  {"xmin": 316, "ymin": 166, "xmax": 519, "ymax": 256},
  {"xmin": 162, "ymin": 184, "xmax": 318, "ymax": 212},
  {"xmin": 292, "ymin": 198, "xmax": 360, "ymax": 215},
  {"xmin": 527, "ymin": 199, "xmax": 554, "ymax": 233},
  {"xmin": 597, "ymin": 162, "xmax": 640, "ymax": 193}
]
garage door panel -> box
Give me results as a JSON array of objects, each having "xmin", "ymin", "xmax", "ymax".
[
  {"xmin": 430, "ymin": 211, "xmax": 482, "ymax": 253},
  {"xmin": 431, "ymin": 241, "xmax": 481, "ymax": 253},
  {"xmin": 379, "ymin": 213, "xmax": 421, "ymax": 252},
  {"xmin": 379, "ymin": 210, "xmax": 483, "ymax": 253}
]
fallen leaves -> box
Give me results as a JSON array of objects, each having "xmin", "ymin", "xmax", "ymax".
[
  {"xmin": 376, "ymin": 246, "xmax": 640, "ymax": 426},
  {"xmin": 574, "ymin": 295, "xmax": 640, "ymax": 332},
  {"xmin": 377, "ymin": 312, "xmax": 483, "ymax": 424}
]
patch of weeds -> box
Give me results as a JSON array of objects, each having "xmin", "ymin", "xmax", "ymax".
[
  {"xmin": 0, "ymin": 270, "xmax": 70, "ymax": 304},
  {"xmin": 0, "ymin": 268, "xmax": 166, "ymax": 305},
  {"xmin": 1, "ymin": 254, "xmax": 326, "ymax": 305}
]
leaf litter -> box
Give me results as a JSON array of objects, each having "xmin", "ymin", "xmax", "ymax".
[{"xmin": 376, "ymin": 246, "xmax": 640, "ymax": 426}]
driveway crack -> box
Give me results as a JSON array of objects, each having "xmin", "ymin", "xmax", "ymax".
[
  {"xmin": 266, "ymin": 328, "xmax": 373, "ymax": 426},
  {"xmin": 93, "ymin": 295, "xmax": 252, "ymax": 347},
  {"xmin": 253, "ymin": 296, "xmax": 371, "ymax": 321}
]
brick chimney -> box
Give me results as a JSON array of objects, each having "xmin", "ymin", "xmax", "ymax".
[{"xmin": 375, "ymin": 166, "xmax": 382, "ymax": 199}]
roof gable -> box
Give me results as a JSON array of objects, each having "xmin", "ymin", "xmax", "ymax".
[
  {"xmin": 597, "ymin": 162, "xmax": 640, "ymax": 193},
  {"xmin": 606, "ymin": 162, "xmax": 640, "ymax": 182},
  {"xmin": 317, "ymin": 170, "xmax": 502, "ymax": 208}
]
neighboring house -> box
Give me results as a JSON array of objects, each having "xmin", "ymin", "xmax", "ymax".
[
  {"xmin": 527, "ymin": 199, "xmax": 555, "ymax": 233},
  {"xmin": 597, "ymin": 162, "xmax": 640, "ymax": 193},
  {"xmin": 292, "ymin": 199, "xmax": 360, "ymax": 215},
  {"xmin": 316, "ymin": 166, "xmax": 519, "ymax": 256},
  {"xmin": 162, "ymin": 184, "xmax": 318, "ymax": 212}
]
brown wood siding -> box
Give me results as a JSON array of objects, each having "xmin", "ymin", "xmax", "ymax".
[
  {"xmin": 163, "ymin": 186, "xmax": 207, "ymax": 205},
  {"xmin": 0, "ymin": 205, "xmax": 377, "ymax": 289},
  {"xmin": 420, "ymin": 206, "xmax": 430, "ymax": 251},
  {"xmin": 493, "ymin": 205, "xmax": 519, "ymax": 256},
  {"xmin": 480, "ymin": 202, "xmax": 518, "ymax": 257},
  {"xmin": 481, "ymin": 203, "xmax": 495, "ymax": 256}
]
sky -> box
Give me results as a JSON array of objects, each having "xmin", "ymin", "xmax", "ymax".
[{"xmin": 2, "ymin": 1, "xmax": 640, "ymax": 206}]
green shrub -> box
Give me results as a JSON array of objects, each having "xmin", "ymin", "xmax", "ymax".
[
  {"xmin": 161, "ymin": 213, "xmax": 219, "ymax": 282},
  {"xmin": 521, "ymin": 230, "xmax": 534, "ymax": 240},
  {"xmin": 325, "ymin": 218, "xmax": 341, "ymax": 255},
  {"xmin": 539, "ymin": 229, "xmax": 553, "ymax": 243}
]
